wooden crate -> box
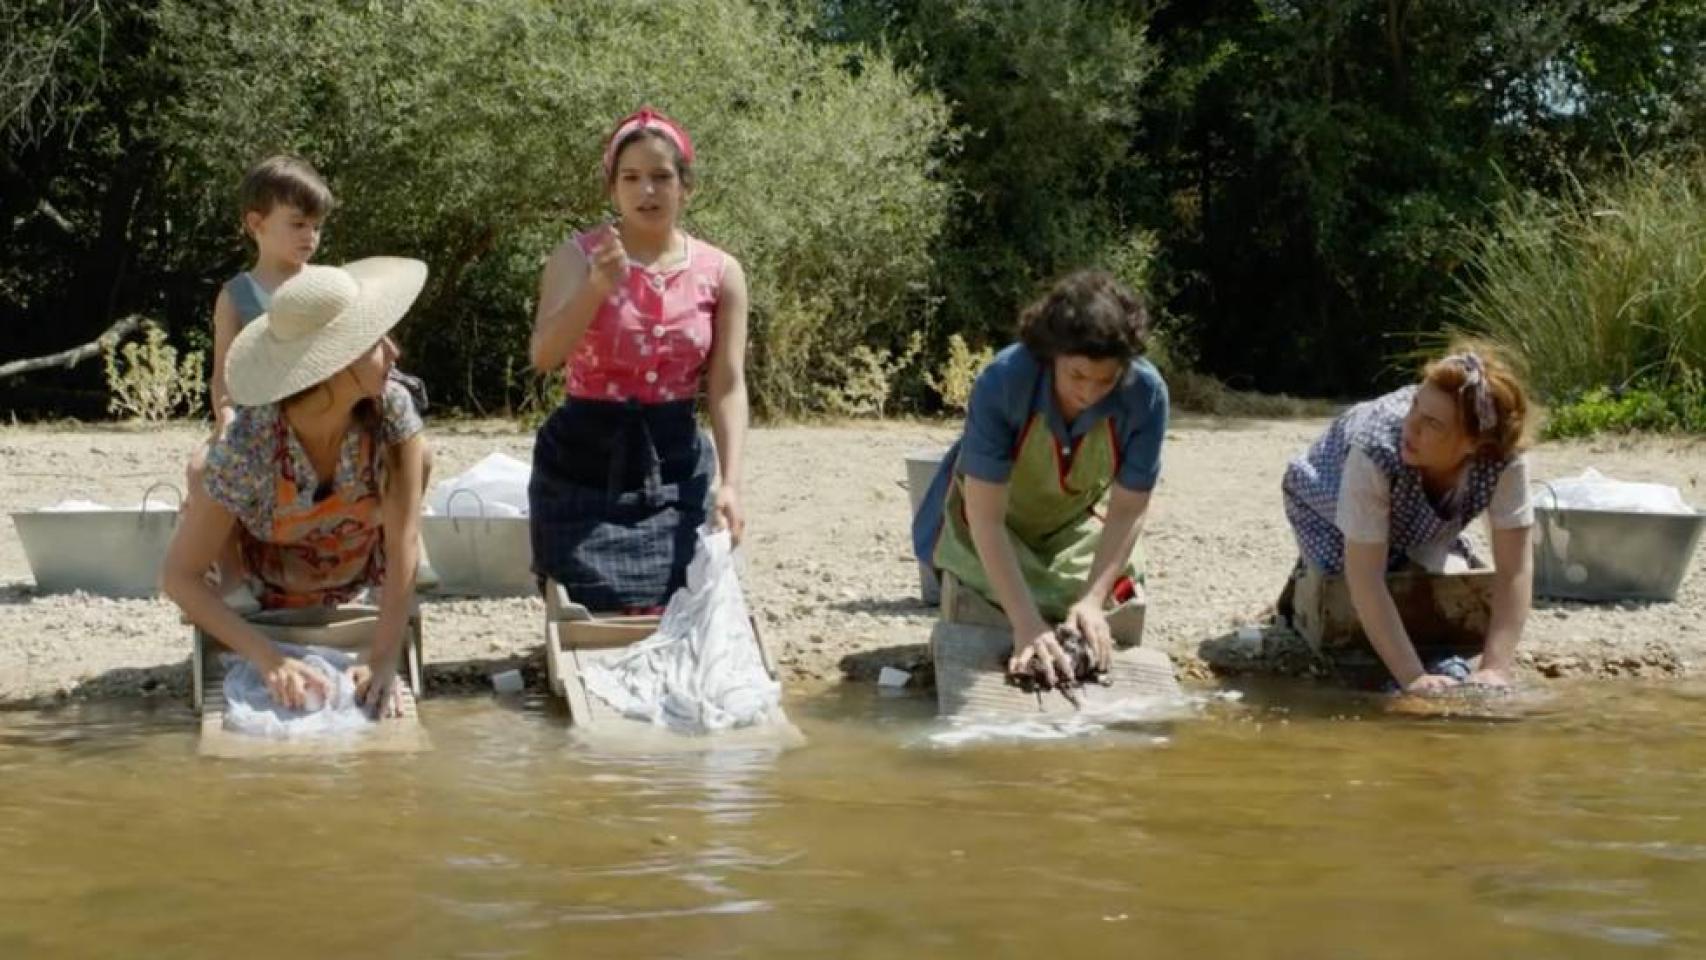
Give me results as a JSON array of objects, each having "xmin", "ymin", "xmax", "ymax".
[
  {"xmin": 542, "ymin": 580, "xmax": 805, "ymax": 752},
  {"xmin": 1290, "ymin": 565, "xmax": 1494, "ymax": 655}
]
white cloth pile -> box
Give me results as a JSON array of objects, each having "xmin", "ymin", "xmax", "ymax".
[
  {"xmin": 582, "ymin": 528, "xmax": 782, "ymax": 734},
  {"xmin": 1539, "ymin": 468, "xmax": 1695, "ymax": 515},
  {"xmin": 222, "ymin": 643, "xmax": 373, "ymax": 739},
  {"xmin": 424, "ymin": 452, "xmax": 531, "ymax": 518},
  {"xmin": 37, "ymin": 496, "xmax": 177, "ymax": 512}
]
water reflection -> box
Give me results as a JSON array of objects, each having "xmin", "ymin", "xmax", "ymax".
[{"xmin": 0, "ymin": 683, "xmax": 1704, "ymax": 958}]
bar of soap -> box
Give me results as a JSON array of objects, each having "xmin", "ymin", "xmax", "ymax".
[{"xmin": 877, "ymin": 666, "xmax": 911, "ymax": 688}]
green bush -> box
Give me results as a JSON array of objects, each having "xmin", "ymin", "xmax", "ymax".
[
  {"xmin": 1544, "ymin": 368, "xmax": 1706, "ymax": 439},
  {"xmin": 13, "ymin": 1, "xmax": 1706, "ymax": 421},
  {"xmin": 925, "ymin": 333, "xmax": 995, "ymax": 414},
  {"xmin": 1453, "ymin": 158, "xmax": 1706, "ymax": 404},
  {"xmin": 151, "ymin": 0, "xmax": 950, "ymax": 418},
  {"xmin": 103, "ymin": 320, "xmax": 206, "ymax": 422}
]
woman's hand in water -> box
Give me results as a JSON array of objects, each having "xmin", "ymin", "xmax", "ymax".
[
  {"xmin": 1064, "ymin": 600, "xmax": 1114, "ymax": 671},
  {"xmin": 262, "ymin": 657, "xmax": 331, "ymax": 710},
  {"xmin": 1465, "ymin": 667, "xmax": 1511, "ymax": 689},
  {"xmin": 588, "ymin": 227, "xmax": 628, "ymax": 297},
  {"xmin": 1009, "ymin": 620, "xmax": 1073, "ymax": 685},
  {"xmin": 349, "ymin": 663, "xmax": 403, "ymax": 719},
  {"xmin": 1403, "ymin": 673, "xmax": 1462, "ymax": 696},
  {"xmin": 713, "ymin": 486, "xmax": 745, "ymax": 546}
]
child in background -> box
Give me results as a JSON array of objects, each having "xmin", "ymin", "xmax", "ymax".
[{"xmin": 210, "ymin": 156, "xmax": 336, "ymax": 435}]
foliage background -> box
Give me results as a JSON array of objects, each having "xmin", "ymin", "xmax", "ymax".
[{"xmin": 4, "ymin": 0, "xmax": 1704, "ymax": 422}]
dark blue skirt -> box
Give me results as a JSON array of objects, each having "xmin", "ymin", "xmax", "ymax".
[{"xmin": 528, "ymin": 398, "xmax": 712, "ymax": 612}]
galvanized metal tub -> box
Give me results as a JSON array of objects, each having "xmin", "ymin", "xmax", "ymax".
[
  {"xmin": 903, "ymin": 448, "xmax": 948, "ymax": 605},
  {"xmin": 11, "ymin": 483, "xmax": 182, "ymax": 598},
  {"xmin": 419, "ymin": 489, "xmax": 536, "ymax": 597},
  {"xmin": 1532, "ymin": 484, "xmax": 1705, "ymax": 602}
]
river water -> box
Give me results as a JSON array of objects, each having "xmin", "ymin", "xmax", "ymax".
[{"xmin": 2, "ymin": 680, "xmax": 1704, "ymax": 959}]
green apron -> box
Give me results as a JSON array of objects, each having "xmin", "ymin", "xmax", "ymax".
[{"xmin": 931, "ymin": 409, "xmax": 1144, "ymax": 621}]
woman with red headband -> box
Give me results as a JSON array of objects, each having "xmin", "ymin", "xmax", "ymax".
[
  {"xmin": 1280, "ymin": 344, "xmax": 1536, "ymax": 694},
  {"xmin": 527, "ymin": 107, "xmax": 749, "ymax": 612}
]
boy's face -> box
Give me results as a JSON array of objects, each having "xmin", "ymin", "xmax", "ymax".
[{"xmin": 244, "ymin": 203, "xmax": 323, "ymax": 268}]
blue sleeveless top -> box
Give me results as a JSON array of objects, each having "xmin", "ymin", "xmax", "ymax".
[{"xmin": 223, "ymin": 272, "xmax": 270, "ymax": 327}]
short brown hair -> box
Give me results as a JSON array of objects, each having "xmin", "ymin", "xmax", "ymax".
[
  {"xmin": 1421, "ymin": 340, "xmax": 1531, "ymax": 460},
  {"xmin": 1017, "ymin": 270, "xmax": 1148, "ymax": 362},
  {"xmin": 238, "ymin": 155, "xmax": 333, "ymax": 220}
]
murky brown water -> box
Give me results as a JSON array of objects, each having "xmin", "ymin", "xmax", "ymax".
[{"xmin": 2, "ymin": 682, "xmax": 1705, "ymax": 959}]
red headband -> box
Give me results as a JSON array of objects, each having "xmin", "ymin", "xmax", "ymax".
[{"xmin": 601, "ymin": 107, "xmax": 695, "ymax": 176}]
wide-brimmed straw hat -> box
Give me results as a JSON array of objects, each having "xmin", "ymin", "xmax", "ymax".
[{"xmin": 225, "ymin": 257, "xmax": 427, "ymax": 405}]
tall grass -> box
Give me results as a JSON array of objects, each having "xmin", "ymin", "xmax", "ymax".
[{"xmin": 1452, "ymin": 158, "xmax": 1706, "ymax": 401}]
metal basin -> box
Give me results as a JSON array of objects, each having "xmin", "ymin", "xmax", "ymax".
[
  {"xmin": 419, "ymin": 489, "xmax": 535, "ymax": 597},
  {"xmin": 903, "ymin": 449, "xmax": 948, "ymax": 605},
  {"xmin": 12, "ymin": 486, "xmax": 182, "ymax": 597},
  {"xmin": 1533, "ymin": 505, "xmax": 1705, "ymax": 603}
]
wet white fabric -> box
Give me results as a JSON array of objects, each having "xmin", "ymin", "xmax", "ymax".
[
  {"xmin": 1541, "ymin": 469, "xmax": 1694, "ymax": 515},
  {"xmin": 424, "ymin": 452, "xmax": 530, "ymax": 518},
  {"xmin": 222, "ymin": 643, "xmax": 373, "ymax": 739},
  {"xmin": 582, "ymin": 527, "xmax": 782, "ymax": 733}
]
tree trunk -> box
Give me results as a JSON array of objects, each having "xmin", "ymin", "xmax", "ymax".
[{"xmin": 0, "ymin": 314, "xmax": 143, "ymax": 381}]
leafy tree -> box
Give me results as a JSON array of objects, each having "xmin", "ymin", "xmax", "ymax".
[{"xmin": 3, "ymin": 0, "xmax": 951, "ymax": 417}]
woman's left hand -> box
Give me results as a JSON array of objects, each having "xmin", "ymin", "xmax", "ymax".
[
  {"xmin": 348, "ymin": 663, "xmax": 403, "ymax": 719},
  {"xmin": 713, "ymin": 485, "xmax": 745, "ymax": 546},
  {"xmin": 1465, "ymin": 667, "xmax": 1512, "ymax": 689},
  {"xmin": 1064, "ymin": 599, "xmax": 1114, "ymax": 671}
]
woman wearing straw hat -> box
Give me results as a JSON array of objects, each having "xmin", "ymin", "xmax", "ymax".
[
  {"xmin": 527, "ymin": 106, "xmax": 749, "ymax": 612},
  {"xmin": 162, "ymin": 258, "xmax": 430, "ymax": 716}
]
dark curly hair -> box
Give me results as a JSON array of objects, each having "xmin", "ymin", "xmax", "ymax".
[{"xmin": 1017, "ymin": 270, "xmax": 1148, "ymax": 362}]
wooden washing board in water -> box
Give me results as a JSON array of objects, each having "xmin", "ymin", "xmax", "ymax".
[
  {"xmin": 543, "ymin": 580, "xmax": 804, "ymax": 752},
  {"xmin": 192, "ymin": 606, "xmax": 430, "ymax": 758},
  {"xmin": 1289, "ymin": 565, "xmax": 1495, "ymax": 655},
  {"xmin": 932, "ymin": 571, "xmax": 1182, "ymax": 718}
]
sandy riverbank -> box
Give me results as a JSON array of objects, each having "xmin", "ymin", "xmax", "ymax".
[{"xmin": 0, "ymin": 418, "xmax": 1700, "ymax": 705}]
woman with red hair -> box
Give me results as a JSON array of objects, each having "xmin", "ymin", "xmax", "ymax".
[{"xmin": 1281, "ymin": 344, "xmax": 1536, "ymax": 694}]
